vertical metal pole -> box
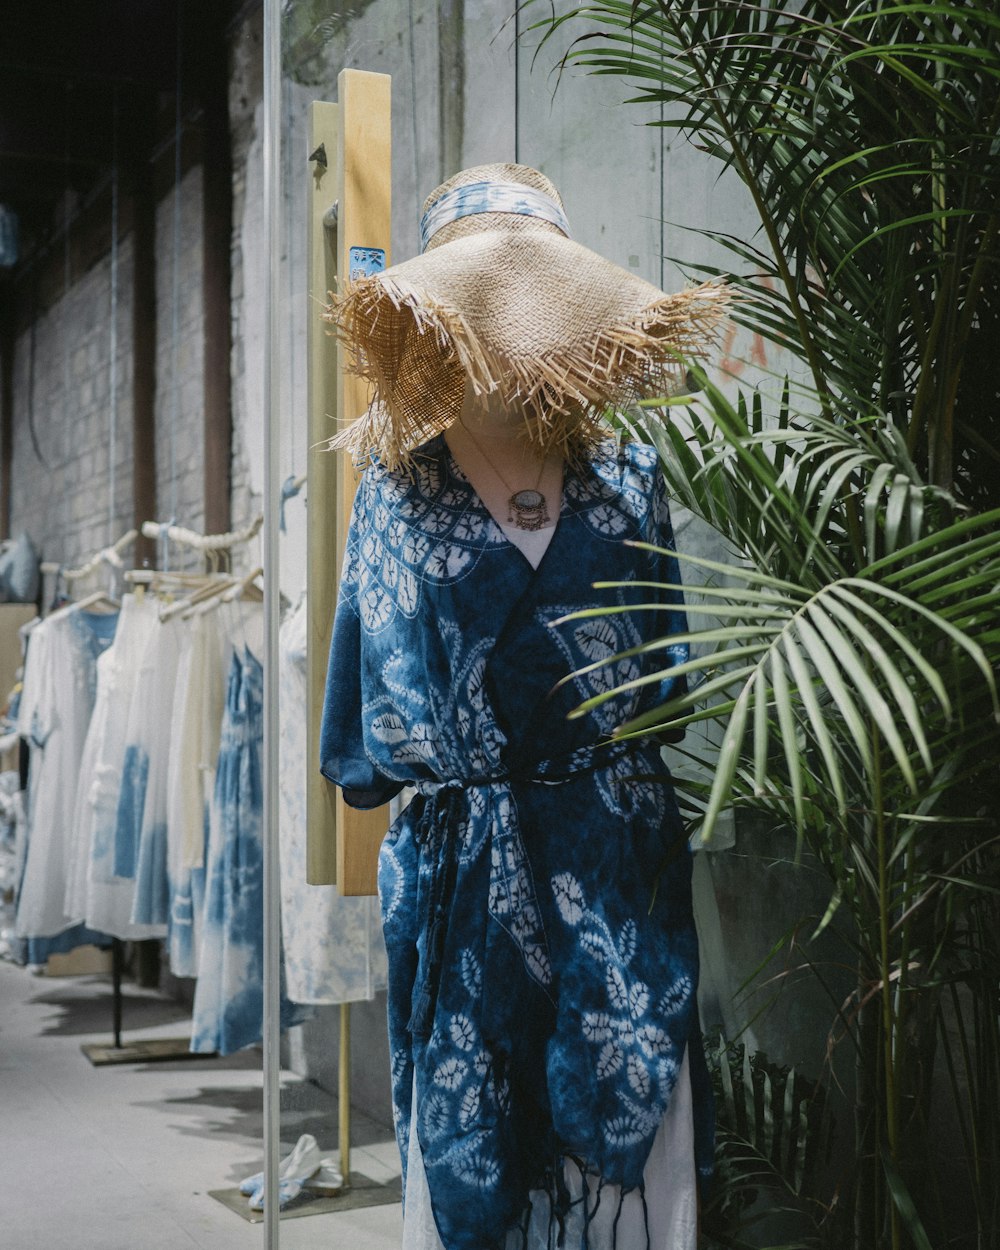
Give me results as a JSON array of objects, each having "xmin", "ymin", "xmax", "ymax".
[
  {"xmin": 339, "ymin": 1002, "xmax": 352, "ymax": 1182},
  {"xmin": 111, "ymin": 938, "xmax": 124, "ymax": 1049},
  {"xmin": 262, "ymin": 0, "xmax": 282, "ymax": 1244}
]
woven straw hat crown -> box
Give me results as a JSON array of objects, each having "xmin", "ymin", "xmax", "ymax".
[
  {"xmin": 421, "ymin": 163, "xmax": 567, "ymax": 250},
  {"xmin": 326, "ymin": 162, "xmax": 729, "ymax": 470}
]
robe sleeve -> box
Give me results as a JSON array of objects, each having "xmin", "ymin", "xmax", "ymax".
[
  {"xmin": 646, "ymin": 462, "xmax": 689, "ymax": 740},
  {"xmin": 319, "ymin": 478, "xmax": 404, "ymax": 810}
]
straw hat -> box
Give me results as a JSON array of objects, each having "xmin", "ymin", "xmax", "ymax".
[{"xmin": 324, "ymin": 163, "xmax": 729, "ymax": 470}]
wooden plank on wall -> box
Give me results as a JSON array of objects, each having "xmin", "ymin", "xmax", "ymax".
[
  {"xmin": 306, "ymin": 101, "xmax": 341, "ymax": 886},
  {"xmin": 306, "ymin": 71, "xmax": 393, "ymax": 896},
  {"xmin": 334, "ymin": 68, "xmax": 392, "ymax": 897}
]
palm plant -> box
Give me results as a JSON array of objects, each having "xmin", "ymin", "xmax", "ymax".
[
  {"xmin": 528, "ymin": 3, "xmax": 1000, "ymax": 1247},
  {"xmin": 614, "ymin": 386, "xmax": 1000, "ymax": 1249}
]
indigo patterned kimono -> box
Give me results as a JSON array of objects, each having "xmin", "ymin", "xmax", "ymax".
[{"xmin": 321, "ymin": 434, "xmax": 712, "ymax": 1249}]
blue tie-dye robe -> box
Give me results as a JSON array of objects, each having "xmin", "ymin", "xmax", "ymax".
[{"xmin": 321, "ymin": 434, "xmax": 712, "ymax": 1249}]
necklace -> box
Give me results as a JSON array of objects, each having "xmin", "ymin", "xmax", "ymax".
[{"xmin": 457, "ymin": 419, "xmax": 551, "ymax": 531}]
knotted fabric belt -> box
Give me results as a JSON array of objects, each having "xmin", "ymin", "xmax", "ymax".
[{"xmin": 406, "ymin": 739, "xmax": 647, "ymax": 1040}]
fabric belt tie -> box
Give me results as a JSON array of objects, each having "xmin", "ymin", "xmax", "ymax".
[{"xmin": 406, "ymin": 739, "xmax": 646, "ymax": 1041}]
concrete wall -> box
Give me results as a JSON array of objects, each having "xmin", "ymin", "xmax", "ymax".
[{"xmin": 229, "ymin": 8, "xmax": 266, "ymax": 572}]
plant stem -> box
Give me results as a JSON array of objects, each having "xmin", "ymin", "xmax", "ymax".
[{"xmin": 873, "ymin": 725, "xmax": 901, "ymax": 1250}]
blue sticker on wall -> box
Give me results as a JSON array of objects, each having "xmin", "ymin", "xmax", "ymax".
[{"xmin": 349, "ymin": 247, "xmax": 386, "ymax": 282}]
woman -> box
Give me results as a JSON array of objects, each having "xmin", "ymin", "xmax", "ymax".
[{"xmin": 321, "ymin": 163, "xmax": 728, "ymax": 1250}]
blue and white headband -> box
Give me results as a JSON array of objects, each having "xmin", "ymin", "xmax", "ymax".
[{"xmin": 419, "ymin": 180, "xmax": 572, "ymax": 253}]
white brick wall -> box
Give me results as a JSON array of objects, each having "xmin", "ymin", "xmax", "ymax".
[
  {"xmin": 154, "ymin": 164, "xmax": 207, "ymax": 573},
  {"xmin": 227, "ymin": 6, "xmax": 264, "ymax": 578},
  {"xmin": 10, "ymin": 233, "xmax": 135, "ymax": 586},
  {"xmin": 8, "ymin": 165, "xmax": 213, "ymax": 585}
]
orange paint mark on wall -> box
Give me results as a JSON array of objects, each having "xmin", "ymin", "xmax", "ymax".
[
  {"xmin": 720, "ymin": 324, "xmax": 768, "ymax": 376},
  {"xmin": 719, "ymin": 274, "xmax": 773, "ymax": 376}
]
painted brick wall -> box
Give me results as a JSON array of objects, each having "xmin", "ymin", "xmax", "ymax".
[
  {"xmin": 227, "ymin": 6, "xmax": 264, "ymax": 578},
  {"xmin": 9, "ymin": 221, "xmax": 136, "ymax": 589},
  {"xmin": 153, "ymin": 165, "xmax": 207, "ymax": 573},
  {"xmin": 8, "ymin": 163, "xmax": 209, "ymax": 587}
]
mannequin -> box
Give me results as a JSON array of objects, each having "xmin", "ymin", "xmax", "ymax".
[
  {"xmin": 445, "ymin": 382, "xmax": 563, "ymax": 569},
  {"xmin": 320, "ymin": 164, "xmax": 729, "ymax": 1250}
]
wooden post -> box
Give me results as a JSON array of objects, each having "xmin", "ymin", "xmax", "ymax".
[
  {"xmin": 306, "ymin": 71, "xmax": 391, "ymax": 897},
  {"xmin": 305, "ymin": 101, "xmax": 341, "ymax": 887},
  {"xmin": 334, "ymin": 69, "xmax": 392, "ymax": 896},
  {"xmin": 339, "ymin": 1002, "xmax": 352, "ymax": 1181}
]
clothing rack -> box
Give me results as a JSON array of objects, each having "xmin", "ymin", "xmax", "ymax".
[
  {"xmin": 97, "ymin": 520, "xmax": 263, "ymax": 1062},
  {"xmin": 140, "ymin": 513, "xmax": 263, "ymax": 554},
  {"xmin": 40, "ymin": 528, "xmax": 139, "ymax": 585},
  {"xmin": 33, "ymin": 520, "xmax": 258, "ymax": 1065},
  {"xmin": 39, "ymin": 514, "xmax": 262, "ymax": 592}
]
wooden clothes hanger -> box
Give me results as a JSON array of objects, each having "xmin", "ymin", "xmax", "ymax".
[{"xmin": 70, "ymin": 589, "xmax": 121, "ymax": 614}]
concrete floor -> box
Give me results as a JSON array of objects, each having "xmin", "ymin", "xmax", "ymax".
[{"xmin": 0, "ymin": 957, "xmax": 403, "ymax": 1250}]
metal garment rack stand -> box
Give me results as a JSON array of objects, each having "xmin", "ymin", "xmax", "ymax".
[
  {"xmin": 305, "ymin": 73, "xmax": 392, "ymax": 1192},
  {"xmin": 80, "ymin": 940, "xmax": 202, "ymax": 1067}
]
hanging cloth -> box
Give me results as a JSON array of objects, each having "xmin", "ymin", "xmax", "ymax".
[
  {"xmin": 16, "ymin": 604, "xmax": 118, "ymax": 939},
  {"xmin": 76, "ymin": 593, "xmax": 163, "ymax": 939},
  {"xmin": 66, "ymin": 593, "xmax": 162, "ymax": 938},
  {"xmin": 191, "ymin": 605, "xmax": 307, "ymax": 1054},
  {"xmin": 278, "ymin": 593, "xmax": 387, "ymax": 1005},
  {"xmin": 165, "ymin": 608, "xmax": 226, "ymax": 977},
  {"xmin": 128, "ymin": 616, "xmax": 184, "ymax": 926}
]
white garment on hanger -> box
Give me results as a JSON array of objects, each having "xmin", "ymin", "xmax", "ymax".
[
  {"xmin": 71, "ymin": 593, "xmax": 164, "ymax": 940},
  {"xmin": 403, "ymin": 1048, "xmax": 697, "ymax": 1250},
  {"xmin": 127, "ymin": 615, "xmax": 184, "ymax": 926},
  {"xmin": 165, "ymin": 609, "xmax": 226, "ymax": 976},
  {"xmin": 278, "ymin": 594, "xmax": 387, "ymax": 1004},
  {"xmin": 16, "ymin": 604, "xmax": 118, "ymax": 938}
]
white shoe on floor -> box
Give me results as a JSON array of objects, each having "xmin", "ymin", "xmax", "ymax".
[{"xmin": 240, "ymin": 1133, "xmax": 328, "ymax": 1209}]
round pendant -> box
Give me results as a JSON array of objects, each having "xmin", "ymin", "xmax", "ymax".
[{"xmin": 508, "ymin": 489, "xmax": 550, "ymax": 532}]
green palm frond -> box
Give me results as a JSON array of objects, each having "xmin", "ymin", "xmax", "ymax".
[
  {"xmin": 581, "ymin": 381, "xmax": 1000, "ymax": 843},
  {"xmin": 569, "ymin": 519, "xmax": 1000, "ymax": 840},
  {"xmin": 529, "ymin": 0, "xmax": 1000, "ymax": 496}
]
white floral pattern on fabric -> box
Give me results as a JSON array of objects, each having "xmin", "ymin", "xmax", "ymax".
[
  {"xmin": 350, "ymin": 453, "xmax": 505, "ymax": 637},
  {"xmin": 486, "ymin": 787, "xmax": 553, "ymax": 993},
  {"xmin": 544, "ymin": 600, "xmax": 645, "ymax": 751},
  {"xmin": 552, "ymin": 871, "xmax": 682, "ymax": 1149}
]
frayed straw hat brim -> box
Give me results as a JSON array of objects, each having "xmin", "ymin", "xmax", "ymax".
[{"xmin": 324, "ymin": 229, "xmax": 730, "ymax": 471}]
